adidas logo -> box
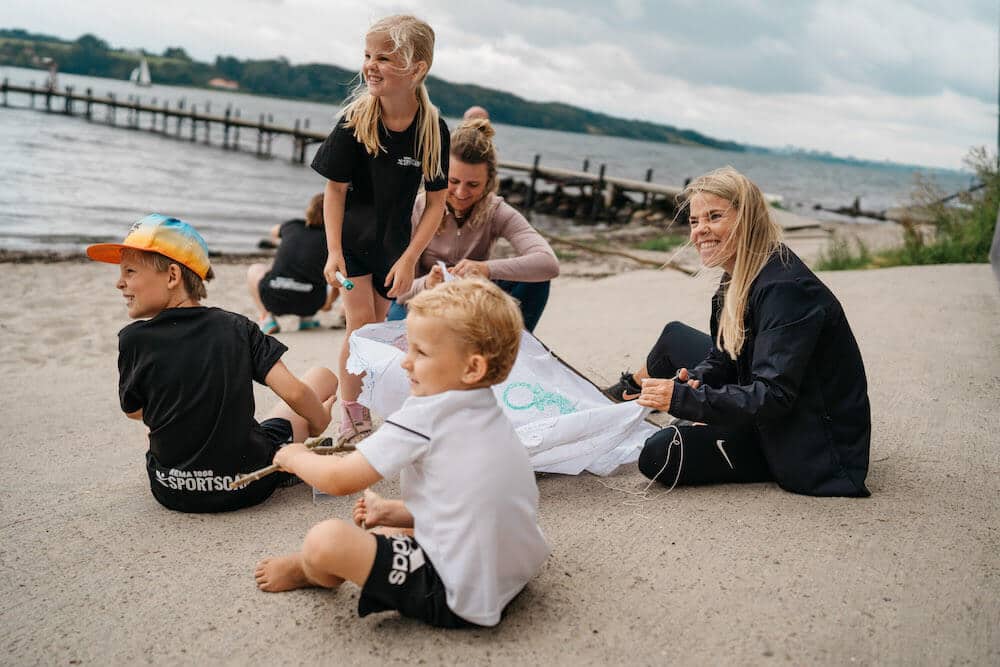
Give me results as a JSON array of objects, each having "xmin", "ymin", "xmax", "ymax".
[{"xmin": 388, "ymin": 536, "xmax": 425, "ymax": 585}]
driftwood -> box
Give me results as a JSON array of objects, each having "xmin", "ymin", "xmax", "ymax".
[
  {"xmin": 538, "ymin": 231, "xmax": 696, "ymax": 276},
  {"xmin": 228, "ymin": 436, "xmax": 341, "ymax": 490}
]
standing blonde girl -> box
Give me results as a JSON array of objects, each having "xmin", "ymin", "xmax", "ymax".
[{"xmin": 311, "ymin": 15, "xmax": 449, "ymax": 446}]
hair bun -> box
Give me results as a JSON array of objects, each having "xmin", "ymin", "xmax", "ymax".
[{"xmin": 459, "ymin": 117, "xmax": 495, "ymax": 140}]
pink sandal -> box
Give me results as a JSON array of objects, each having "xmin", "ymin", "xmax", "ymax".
[{"xmin": 337, "ymin": 401, "xmax": 372, "ymax": 450}]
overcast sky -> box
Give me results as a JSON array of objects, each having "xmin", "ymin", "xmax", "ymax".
[{"xmin": 5, "ymin": 0, "xmax": 996, "ymax": 169}]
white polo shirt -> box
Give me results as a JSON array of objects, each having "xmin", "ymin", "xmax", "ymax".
[{"xmin": 358, "ymin": 388, "xmax": 550, "ymax": 626}]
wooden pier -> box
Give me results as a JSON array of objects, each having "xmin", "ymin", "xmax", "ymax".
[
  {"xmin": 1, "ymin": 80, "xmax": 325, "ymax": 162},
  {"xmin": 2, "ymin": 79, "xmax": 808, "ymax": 226}
]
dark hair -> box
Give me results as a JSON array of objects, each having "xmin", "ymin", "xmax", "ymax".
[{"xmin": 305, "ymin": 193, "xmax": 325, "ymax": 228}]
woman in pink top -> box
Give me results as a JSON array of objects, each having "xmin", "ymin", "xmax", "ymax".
[{"xmin": 389, "ymin": 118, "xmax": 559, "ymax": 331}]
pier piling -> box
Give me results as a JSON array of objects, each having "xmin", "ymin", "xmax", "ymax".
[{"xmin": 527, "ymin": 154, "xmax": 541, "ymax": 209}]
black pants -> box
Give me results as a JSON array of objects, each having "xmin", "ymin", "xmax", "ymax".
[{"xmin": 638, "ymin": 322, "xmax": 773, "ymax": 487}]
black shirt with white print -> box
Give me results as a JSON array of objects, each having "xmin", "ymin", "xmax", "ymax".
[
  {"xmin": 118, "ymin": 307, "xmax": 288, "ymax": 512},
  {"xmin": 311, "ymin": 114, "xmax": 449, "ymax": 264}
]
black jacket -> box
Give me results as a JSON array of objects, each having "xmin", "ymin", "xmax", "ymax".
[{"xmin": 670, "ymin": 247, "xmax": 871, "ymax": 496}]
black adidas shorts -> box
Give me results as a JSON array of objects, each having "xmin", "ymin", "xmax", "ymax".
[{"xmin": 358, "ymin": 534, "xmax": 472, "ymax": 629}]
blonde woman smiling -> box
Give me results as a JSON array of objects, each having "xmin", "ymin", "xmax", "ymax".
[{"xmin": 614, "ymin": 167, "xmax": 871, "ymax": 497}]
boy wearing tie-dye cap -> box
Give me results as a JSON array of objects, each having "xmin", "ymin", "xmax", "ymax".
[{"xmin": 87, "ymin": 214, "xmax": 339, "ymax": 513}]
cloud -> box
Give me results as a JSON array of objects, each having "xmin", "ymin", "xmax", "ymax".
[{"xmin": 2, "ymin": 0, "xmax": 994, "ymax": 168}]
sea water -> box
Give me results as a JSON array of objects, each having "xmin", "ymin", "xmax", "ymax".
[{"xmin": 1, "ymin": 66, "xmax": 973, "ymax": 254}]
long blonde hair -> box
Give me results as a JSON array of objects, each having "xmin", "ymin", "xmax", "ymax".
[
  {"xmin": 682, "ymin": 167, "xmax": 782, "ymax": 359},
  {"xmin": 443, "ymin": 118, "xmax": 500, "ymax": 232},
  {"xmin": 340, "ymin": 15, "xmax": 443, "ymax": 181}
]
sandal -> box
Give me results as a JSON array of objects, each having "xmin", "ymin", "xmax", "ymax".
[
  {"xmin": 259, "ymin": 317, "xmax": 280, "ymax": 335},
  {"xmin": 298, "ymin": 317, "xmax": 322, "ymax": 331},
  {"xmin": 603, "ymin": 371, "xmax": 642, "ymax": 403},
  {"xmin": 337, "ymin": 403, "xmax": 372, "ymax": 450}
]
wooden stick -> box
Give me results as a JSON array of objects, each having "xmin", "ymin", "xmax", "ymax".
[
  {"xmin": 228, "ymin": 436, "xmax": 335, "ymax": 489},
  {"xmin": 538, "ymin": 230, "xmax": 696, "ymax": 276}
]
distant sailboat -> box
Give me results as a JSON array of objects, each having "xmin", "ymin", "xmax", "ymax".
[{"xmin": 129, "ymin": 57, "xmax": 152, "ymax": 87}]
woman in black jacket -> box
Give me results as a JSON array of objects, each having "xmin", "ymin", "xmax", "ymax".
[{"xmin": 619, "ymin": 167, "xmax": 871, "ymax": 497}]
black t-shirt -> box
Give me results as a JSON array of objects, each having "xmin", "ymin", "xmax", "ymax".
[
  {"xmin": 118, "ymin": 307, "xmax": 287, "ymax": 512},
  {"xmin": 269, "ymin": 218, "xmax": 328, "ymax": 287},
  {"xmin": 311, "ymin": 114, "xmax": 449, "ymax": 263}
]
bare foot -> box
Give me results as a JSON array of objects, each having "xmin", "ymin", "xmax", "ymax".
[
  {"xmin": 353, "ymin": 489, "xmax": 388, "ymax": 528},
  {"xmin": 254, "ymin": 554, "xmax": 312, "ymax": 592}
]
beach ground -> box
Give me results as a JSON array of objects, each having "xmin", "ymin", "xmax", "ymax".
[{"xmin": 1, "ymin": 247, "xmax": 997, "ymax": 664}]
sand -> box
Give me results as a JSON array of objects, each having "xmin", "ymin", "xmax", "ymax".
[{"xmin": 1, "ymin": 252, "xmax": 998, "ymax": 664}]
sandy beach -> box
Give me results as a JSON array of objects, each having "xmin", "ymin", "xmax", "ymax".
[{"xmin": 1, "ymin": 247, "xmax": 998, "ymax": 664}]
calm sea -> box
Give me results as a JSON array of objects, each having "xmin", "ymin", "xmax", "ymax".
[{"xmin": 1, "ymin": 66, "xmax": 973, "ymax": 253}]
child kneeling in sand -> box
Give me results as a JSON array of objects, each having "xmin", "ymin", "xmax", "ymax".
[
  {"xmin": 88, "ymin": 214, "xmax": 338, "ymax": 513},
  {"xmin": 255, "ymin": 279, "xmax": 549, "ymax": 628}
]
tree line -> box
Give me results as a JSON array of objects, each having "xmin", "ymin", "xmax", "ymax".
[{"xmin": 0, "ymin": 28, "xmax": 744, "ymax": 151}]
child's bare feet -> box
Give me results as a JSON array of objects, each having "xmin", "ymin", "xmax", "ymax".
[
  {"xmin": 254, "ymin": 554, "xmax": 312, "ymax": 592},
  {"xmin": 353, "ymin": 489, "xmax": 388, "ymax": 528}
]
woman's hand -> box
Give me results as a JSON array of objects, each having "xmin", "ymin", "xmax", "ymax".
[
  {"xmin": 385, "ymin": 254, "xmax": 417, "ymax": 298},
  {"xmin": 451, "ymin": 259, "xmax": 490, "ymax": 279},
  {"xmin": 425, "ymin": 264, "xmax": 445, "ymax": 290},
  {"xmin": 676, "ymin": 367, "xmax": 701, "ymax": 389},
  {"xmin": 636, "ymin": 368, "xmax": 700, "ymax": 412},
  {"xmin": 323, "ymin": 252, "xmax": 346, "ymax": 288},
  {"xmin": 636, "ymin": 378, "xmax": 675, "ymax": 412}
]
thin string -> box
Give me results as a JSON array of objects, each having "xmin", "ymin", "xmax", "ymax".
[{"xmin": 596, "ymin": 424, "xmax": 684, "ymax": 505}]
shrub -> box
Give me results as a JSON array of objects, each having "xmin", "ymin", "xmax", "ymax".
[{"xmin": 817, "ymin": 147, "xmax": 998, "ymax": 270}]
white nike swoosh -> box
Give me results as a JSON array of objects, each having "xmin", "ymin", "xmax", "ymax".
[{"xmin": 716, "ymin": 439, "xmax": 734, "ymax": 469}]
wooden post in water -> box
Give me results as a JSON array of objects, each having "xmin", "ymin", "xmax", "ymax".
[
  {"xmin": 63, "ymin": 86, "xmax": 73, "ymax": 114},
  {"xmin": 203, "ymin": 102, "xmax": 211, "ymax": 144},
  {"xmin": 256, "ymin": 113, "xmax": 264, "ymax": 156},
  {"xmin": 590, "ymin": 163, "xmax": 606, "ymax": 221},
  {"xmin": 526, "ymin": 154, "xmax": 541, "ymax": 209},
  {"xmin": 44, "ymin": 86, "xmax": 52, "ymax": 112},
  {"xmin": 266, "ymin": 114, "xmax": 274, "ymax": 157},
  {"xmin": 149, "ymin": 98, "xmax": 157, "ymax": 131},
  {"xmin": 162, "ymin": 100, "xmax": 169, "ymax": 133},
  {"xmin": 292, "ymin": 119, "xmax": 301, "ymax": 163},
  {"xmin": 176, "ymin": 99, "xmax": 185, "ymax": 137},
  {"xmin": 1, "ymin": 78, "xmax": 7, "ymax": 107},
  {"xmin": 643, "ymin": 168, "xmax": 654, "ymax": 207},
  {"xmin": 107, "ymin": 93, "xmax": 116, "ymax": 125},
  {"xmin": 29, "ymin": 82, "xmax": 35, "ymax": 109},
  {"xmin": 233, "ymin": 109, "xmax": 241, "ymax": 150},
  {"xmin": 190, "ymin": 105, "xmax": 198, "ymax": 142},
  {"xmin": 223, "ymin": 107, "xmax": 231, "ymax": 149},
  {"xmin": 85, "ymin": 88, "xmax": 93, "ymax": 120}
]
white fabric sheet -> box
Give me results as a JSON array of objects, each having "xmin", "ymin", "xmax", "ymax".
[{"xmin": 346, "ymin": 320, "xmax": 656, "ymax": 475}]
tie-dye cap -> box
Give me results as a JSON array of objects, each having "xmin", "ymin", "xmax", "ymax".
[{"xmin": 86, "ymin": 214, "xmax": 211, "ymax": 279}]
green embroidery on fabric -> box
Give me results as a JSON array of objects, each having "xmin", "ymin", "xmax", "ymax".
[{"xmin": 503, "ymin": 382, "xmax": 576, "ymax": 415}]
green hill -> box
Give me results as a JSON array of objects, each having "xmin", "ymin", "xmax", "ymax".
[{"xmin": 0, "ymin": 28, "xmax": 744, "ymax": 151}]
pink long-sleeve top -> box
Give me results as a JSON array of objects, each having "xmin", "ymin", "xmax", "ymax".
[{"xmin": 398, "ymin": 193, "xmax": 560, "ymax": 304}]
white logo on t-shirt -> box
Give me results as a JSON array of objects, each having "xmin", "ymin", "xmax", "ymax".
[{"xmin": 397, "ymin": 156, "xmax": 421, "ymax": 168}]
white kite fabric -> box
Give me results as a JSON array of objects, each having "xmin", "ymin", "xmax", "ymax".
[{"xmin": 346, "ymin": 320, "xmax": 657, "ymax": 476}]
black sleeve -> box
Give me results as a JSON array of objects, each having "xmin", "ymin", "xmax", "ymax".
[
  {"xmin": 246, "ymin": 317, "xmax": 288, "ymax": 384},
  {"xmin": 424, "ymin": 118, "xmax": 450, "ymax": 192},
  {"xmin": 278, "ymin": 219, "xmax": 298, "ymax": 239},
  {"xmin": 311, "ymin": 117, "xmax": 359, "ymax": 183},
  {"xmin": 117, "ymin": 326, "xmax": 144, "ymax": 414},
  {"xmin": 688, "ymin": 343, "xmax": 737, "ymax": 387},
  {"xmin": 669, "ymin": 279, "xmax": 826, "ymax": 425}
]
